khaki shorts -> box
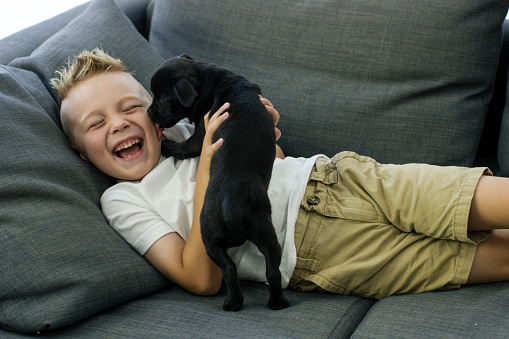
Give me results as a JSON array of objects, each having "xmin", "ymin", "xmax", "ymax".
[{"xmin": 289, "ymin": 151, "xmax": 492, "ymax": 299}]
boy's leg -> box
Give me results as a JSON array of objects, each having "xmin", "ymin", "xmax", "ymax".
[
  {"xmin": 468, "ymin": 176, "xmax": 509, "ymax": 231},
  {"xmin": 466, "ymin": 176, "xmax": 509, "ymax": 284},
  {"xmin": 291, "ymin": 153, "xmax": 493, "ymax": 298},
  {"xmin": 466, "ymin": 230, "xmax": 509, "ymax": 284}
]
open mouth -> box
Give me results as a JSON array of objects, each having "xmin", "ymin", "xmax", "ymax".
[{"xmin": 113, "ymin": 138, "xmax": 144, "ymax": 159}]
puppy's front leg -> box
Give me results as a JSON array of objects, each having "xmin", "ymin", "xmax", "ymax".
[{"xmin": 161, "ymin": 122, "xmax": 205, "ymax": 159}]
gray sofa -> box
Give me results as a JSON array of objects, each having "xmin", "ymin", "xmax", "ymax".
[{"xmin": 2, "ymin": 0, "xmax": 509, "ymax": 337}]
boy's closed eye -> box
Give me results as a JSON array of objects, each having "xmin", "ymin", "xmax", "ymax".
[
  {"xmin": 89, "ymin": 119, "xmax": 105, "ymax": 129},
  {"xmin": 122, "ymin": 105, "xmax": 143, "ymax": 113}
]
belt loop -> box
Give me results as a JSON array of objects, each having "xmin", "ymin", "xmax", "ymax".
[
  {"xmin": 295, "ymin": 257, "xmax": 321, "ymax": 273},
  {"xmin": 309, "ymin": 171, "xmax": 326, "ymax": 182},
  {"xmin": 328, "ymin": 170, "xmax": 339, "ymax": 184},
  {"xmin": 309, "ymin": 157, "xmax": 328, "ymax": 183},
  {"xmin": 309, "ymin": 166, "xmax": 338, "ymax": 184}
]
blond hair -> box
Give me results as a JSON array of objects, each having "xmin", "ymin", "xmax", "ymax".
[
  {"xmin": 50, "ymin": 48, "xmax": 128, "ymax": 145},
  {"xmin": 51, "ymin": 48, "xmax": 128, "ymax": 101}
]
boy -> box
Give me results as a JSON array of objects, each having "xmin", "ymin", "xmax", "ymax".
[{"xmin": 51, "ymin": 48, "xmax": 509, "ymax": 299}]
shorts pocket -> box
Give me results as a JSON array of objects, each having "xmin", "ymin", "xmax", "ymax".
[
  {"xmin": 301, "ymin": 159, "xmax": 381, "ymax": 224},
  {"xmin": 326, "ymin": 196, "xmax": 380, "ymax": 223},
  {"xmin": 302, "ymin": 191, "xmax": 380, "ymax": 223}
]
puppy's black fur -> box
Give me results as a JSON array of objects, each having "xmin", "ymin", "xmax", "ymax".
[{"xmin": 148, "ymin": 56, "xmax": 289, "ymax": 311}]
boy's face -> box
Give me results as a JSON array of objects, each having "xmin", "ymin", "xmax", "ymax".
[{"xmin": 61, "ymin": 72, "xmax": 163, "ymax": 181}]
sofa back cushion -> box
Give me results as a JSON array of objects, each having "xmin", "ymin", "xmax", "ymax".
[
  {"xmin": 149, "ymin": 0, "xmax": 508, "ymax": 166},
  {"xmin": 499, "ymin": 87, "xmax": 509, "ymax": 176},
  {"xmin": 1, "ymin": 0, "xmax": 168, "ymax": 334}
]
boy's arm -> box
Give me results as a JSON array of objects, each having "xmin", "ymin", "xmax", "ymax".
[
  {"xmin": 144, "ymin": 104, "xmax": 230, "ymax": 295},
  {"xmin": 275, "ymin": 144, "xmax": 285, "ymax": 159},
  {"xmin": 144, "ymin": 98, "xmax": 281, "ymax": 295}
]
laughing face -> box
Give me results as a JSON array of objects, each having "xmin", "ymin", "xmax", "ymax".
[{"xmin": 61, "ymin": 71, "xmax": 163, "ymax": 181}]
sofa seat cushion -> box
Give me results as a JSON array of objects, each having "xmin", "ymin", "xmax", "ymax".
[
  {"xmin": 1, "ymin": 0, "xmax": 167, "ymax": 334},
  {"xmin": 48, "ymin": 282, "xmax": 375, "ymax": 338},
  {"xmin": 351, "ymin": 282, "xmax": 509, "ymax": 338},
  {"xmin": 149, "ymin": 0, "xmax": 508, "ymax": 166}
]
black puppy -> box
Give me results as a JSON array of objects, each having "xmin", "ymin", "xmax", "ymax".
[{"xmin": 148, "ymin": 56, "xmax": 289, "ymax": 311}]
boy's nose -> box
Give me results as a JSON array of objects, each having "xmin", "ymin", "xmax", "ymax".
[{"xmin": 112, "ymin": 117, "xmax": 130, "ymax": 133}]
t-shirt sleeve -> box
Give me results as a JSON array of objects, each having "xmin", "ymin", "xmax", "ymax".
[{"xmin": 100, "ymin": 190, "xmax": 176, "ymax": 256}]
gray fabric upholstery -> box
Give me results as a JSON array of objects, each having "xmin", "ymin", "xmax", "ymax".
[
  {"xmin": 499, "ymin": 64, "xmax": 509, "ymax": 175},
  {"xmin": 0, "ymin": 4, "xmax": 88, "ymax": 65},
  {"xmin": 500, "ymin": 109, "xmax": 509, "ymax": 176},
  {"xmin": 1, "ymin": 0, "xmax": 509, "ymax": 336},
  {"xmin": 9, "ymin": 0, "xmax": 163, "ymax": 101},
  {"xmin": 47, "ymin": 282, "xmax": 375, "ymax": 338},
  {"xmin": 150, "ymin": 0, "xmax": 508, "ymax": 166},
  {"xmin": 351, "ymin": 282, "xmax": 509, "ymax": 338},
  {"xmin": 0, "ymin": 0, "xmax": 168, "ymax": 333},
  {"xmin": 0, "ymin": 0, "xmax": 152, "ymax": 65}
]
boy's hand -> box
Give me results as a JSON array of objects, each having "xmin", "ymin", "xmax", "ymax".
[
  {"xmin": 260, "ymin": 96, "xmax": 285, "ymax": 159},
  {"xmin": 201, "ymin": 103, "xmax": 230, "ymax": 163},
  {"xmin": 201, "ymin": 98, "xmax": 283, "ymax": 161},
  {"xmin": 260, "ymin": 96, "xmax": 281, "ymax": 141}
]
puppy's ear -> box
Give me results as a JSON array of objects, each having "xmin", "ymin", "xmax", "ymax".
[{"xmin": 174, "ymin": 78, "xmax": 198, "ymax": 108}]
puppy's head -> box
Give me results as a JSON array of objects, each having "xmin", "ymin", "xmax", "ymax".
[{"xmin": 148, "ymin": 55, "xmax": 202, "ymax": 128}]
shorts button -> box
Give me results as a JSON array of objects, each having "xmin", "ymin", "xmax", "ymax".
[{"xmin": 307, "ymin": 196, "xmax": 320, "ymax": 205}]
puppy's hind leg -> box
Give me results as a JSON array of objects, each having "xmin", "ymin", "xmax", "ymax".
[
  {"xmin": 250, "ymin": 213, "xmax": 290, "ymax": 310},
  {"xmin": 202, "ymin": 198, "xmax": 244, "ymax": 311},
  {"xmin": 205, "ymin": 245, "xmax": 244, "ymax": 311}
]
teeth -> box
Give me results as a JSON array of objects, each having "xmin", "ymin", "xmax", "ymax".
[{"xmin": 114, "ymin": 138, "xmax": 141, "ymax": 153}]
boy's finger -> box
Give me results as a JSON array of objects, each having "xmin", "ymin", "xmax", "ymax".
[
  {"xmin": 204, "ymin": 103, "xmax": 230, "ymax": 127},
  {"xmin": 211, "ymin": 102, "xmax": 230, "ymax": 120},
  {"xmin": 260, "ymin": 96, "xmax": 273, "ymax": 108},
  {"xmin": 211, "ymin": 138, "xmax": 224, "ymax": 151},
  {"xmin": 275, "ymin": 127, "xmax": 282, "ymax": 141},
  {"xmin": 203, "ymin": 111, "xmax": 211, "ymax": 128},
  {"xmin": 205, "ymin": 112, "xmax": 229, "ymax": 140},
  {"xmin": 266, "ymin": 105, "xmax": 280, "ymax": 125}
]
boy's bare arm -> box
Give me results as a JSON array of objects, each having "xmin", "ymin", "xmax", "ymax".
[
  {"xmin": 144, "ymin": 98, "xmax": 281, "ymax": 295},
  {"xmin": 275, "ymin": 144, "xmax": 285, "ymax": 159},
  {"xmin": 144, "ymin": 105, "xmax": 229, "ymax": 295}
]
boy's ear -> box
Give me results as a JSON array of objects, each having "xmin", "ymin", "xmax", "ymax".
[
  {"xmin": 174, "ymin": 78, "xmax": 199, "ymax": 108},
  {"xmin": 155, "ymin": 123, "xmax": 164, "ymax": 141},
  {"xmin": 79, "ymin": 153, "xmax": 90, "ymax": 163},
  {"xmin": 71, "ymin": 144, "xmax": 90, "ymax": 163}
]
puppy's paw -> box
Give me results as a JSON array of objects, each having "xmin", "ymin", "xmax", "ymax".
[
  {"xmin": 161, "ymin": 139, "xmax": 201, "ymax": 159},
  {"xmin": 223, "ymin": 296, "xmax": 244, "ymax": 312},
  {"xmin": 161, "ymin": 139, "xmax": 180, "ymax": 157},
  {"xmin": 268, "ymin": 295, "xmax": 289, "ymax": 310}
]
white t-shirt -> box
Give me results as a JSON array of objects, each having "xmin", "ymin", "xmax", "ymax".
[{"xmin": 100, "ymin": 121, "xmax": 322, "ymax": 287}]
